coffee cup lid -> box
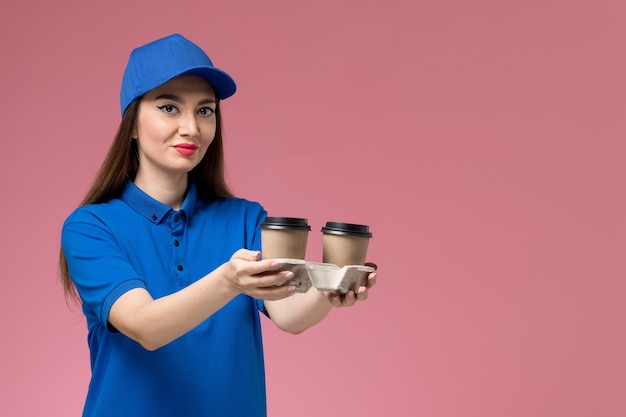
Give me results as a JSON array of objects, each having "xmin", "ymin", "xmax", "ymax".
[
  {"xmin": 261, "ymin": 217, "xmax": 311, "ymax": 231},
  {"xmin": 321, "ymin": 222, "xmax": 372, "ymax": 238}
]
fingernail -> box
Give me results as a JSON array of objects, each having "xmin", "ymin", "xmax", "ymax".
[
  {"xmin": 287, "ymin": 286, "xmax": 297, "ymax": 293},
  {"xmin": 285, "ymin": 272, "xmax": 295, "ymax": 279}
]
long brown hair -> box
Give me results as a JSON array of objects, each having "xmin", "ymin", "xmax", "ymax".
[{"xmin": 60, "ymin": 97, "xmax": 233, "ymax": 301}]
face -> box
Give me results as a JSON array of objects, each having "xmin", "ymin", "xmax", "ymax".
[{"xmin": 133, "ymin": 75, "xmax": 218, "ymax": 182}]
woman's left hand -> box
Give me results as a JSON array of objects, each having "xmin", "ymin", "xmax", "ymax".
[{"xmin": 325, "ymin": 265, "xmax": 377, "ymax": 308}]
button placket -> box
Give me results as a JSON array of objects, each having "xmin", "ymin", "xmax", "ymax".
[{"xmin": 170, "ymin": 212, "xmax": 187, "ymax": 283}]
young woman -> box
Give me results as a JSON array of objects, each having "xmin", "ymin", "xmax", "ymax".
[{"xmin": 60, "ymin": 34, "xmax": 377, "ymax": 417}]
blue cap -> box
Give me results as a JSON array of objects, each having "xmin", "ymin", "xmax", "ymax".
[{"xmin": 120, "ymin": 34, "xmax": 237, "ymax": 116}]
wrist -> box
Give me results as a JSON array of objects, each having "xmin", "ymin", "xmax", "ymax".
[{"xmin": 214, "ymin": 262, "xmax": 242, "ymax": 297}]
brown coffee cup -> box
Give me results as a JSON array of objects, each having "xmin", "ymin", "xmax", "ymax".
[
  {"xmin": 260, "ymin": 217, "xmax": 310, "ymax": 260},
  {"xmin": 321, "ymin": 222, "xmax": 372, "ymax": 267}
]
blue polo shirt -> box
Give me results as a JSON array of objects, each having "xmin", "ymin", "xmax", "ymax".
[{"xmin": 62, "ymin": 181, "xmax": 269, "ymax": 417}]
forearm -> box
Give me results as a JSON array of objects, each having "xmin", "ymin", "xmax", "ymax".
[
  {"xmin": 265, "ymin": 289, "xmax": 332, "ymax": 334},
  {"xmin": 110, "ymin": 265, "xmax": 238, "ymax": 350}
]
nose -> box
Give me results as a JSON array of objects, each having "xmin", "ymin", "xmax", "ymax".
[{"xmin": 178, "ymin": 112, "xmax": 200, "ymax": 138}]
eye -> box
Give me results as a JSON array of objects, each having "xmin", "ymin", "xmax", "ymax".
[
  {"xmin": 198, "ymin": 107, "xmax": 215, "ymax": 117},
  {"xmin": 157, "ymin": 104, "xmax": 178, "ymax": 114}
]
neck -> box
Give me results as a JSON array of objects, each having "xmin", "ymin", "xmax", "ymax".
[{"xmin": 134, "ymin": 171, "xmax": 188, "ymax": 210}]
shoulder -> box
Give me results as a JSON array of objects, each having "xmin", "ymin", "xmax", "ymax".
[
  {"xmin": 62, "ymin": 199, "xmax": 128, "ymax": 230},
  {"xmin": 199, "ymin": 197, "xmax": 265, "ymax": 217},
  {"xmin": 194, "ymin": 197, "xmax": 267, "ymax": 235}
]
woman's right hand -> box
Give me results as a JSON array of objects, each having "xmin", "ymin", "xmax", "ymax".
[{"xmin": 221, "ymin": 249, "xmax": 297, "ymax": 300}]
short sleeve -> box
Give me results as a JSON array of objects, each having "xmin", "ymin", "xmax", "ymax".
[
  {"xmin": 245, "ymin": 203, "xmax": 268, "ymax": 316},
  {"xmin": 62, "ymin": 209, "xmax": 146, "ymax": 328},
  {"xmin": 247, "ymin": 203, "xmax": 267, "ymax": 253}
]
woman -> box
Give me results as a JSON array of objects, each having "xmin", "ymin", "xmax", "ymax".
[{"xmin": 60, "ymin": 34, "xmax": 376, "ymax": 417}]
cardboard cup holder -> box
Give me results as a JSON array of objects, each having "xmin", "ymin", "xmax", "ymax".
[
  {"xmin": 272, "ymin": 259, "xmax": 312, "ymax": 293},
  {"xmin": 274, "ymin": 258, "xmax": 375, "ymax": 294}
]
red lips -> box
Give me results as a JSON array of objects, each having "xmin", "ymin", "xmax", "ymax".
[{"xmin": 173, "ymin": 143, "xmax": 198, "ymax": 156}]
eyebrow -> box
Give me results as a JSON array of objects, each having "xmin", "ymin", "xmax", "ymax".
[{"xmin": 154, "ymin": 94, "xmax": 217, "ymax": 105}]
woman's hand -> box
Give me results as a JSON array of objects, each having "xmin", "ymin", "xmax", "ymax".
[
  {"xmin": 221, "ymin": 249, "xmax": 297, "ymax": 301},
  {"xmin": 325, "ymin": 262, "xmax": 378, "ymax": 308}
]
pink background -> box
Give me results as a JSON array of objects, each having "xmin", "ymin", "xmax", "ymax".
[{"xmin": 1, "ymin": 0, "xmax": 625, "ymax": 416}]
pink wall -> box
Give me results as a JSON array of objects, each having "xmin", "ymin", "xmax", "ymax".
[{"xmin": 1, "ymin": 0, "xmax": 625, "ymax": 416}]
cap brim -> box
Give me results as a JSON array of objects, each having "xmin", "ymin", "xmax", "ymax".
[{"xmin": 179, "ymin": 66, "xmax": 237, "ymax": 100}]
